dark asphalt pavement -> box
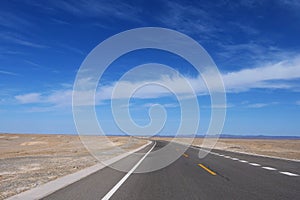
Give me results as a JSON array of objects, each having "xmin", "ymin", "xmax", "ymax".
[{"xmin": 42, "ymin": 140, "xmax": 300, "ymax": 200}]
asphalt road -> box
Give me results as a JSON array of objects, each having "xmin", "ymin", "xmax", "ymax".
[{"xmin": 42, "ymin": 140, "xmax": 300, "ymax": 200}]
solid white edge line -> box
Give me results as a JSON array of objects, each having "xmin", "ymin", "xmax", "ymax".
[
  {"xmin": 7, "ymin": 140, "xmax": 152, "ymax": 200},
  {"xmin": 101, "ymin": 142, "xmax": 156, "ymax": 200},
  {"xmin": 279, "ymin": 171, "xmax": 299, "ymax": 176}
]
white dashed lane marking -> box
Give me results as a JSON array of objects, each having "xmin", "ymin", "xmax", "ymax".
[
  {"xmin": 249, "ymin": 163, "xmax": 261, "ymax": 166},
  {"xmin": 206, "ymin": 150, "xmax": 299, "ymax": 177},
  {"xmin": 279, "ymin": 172, "xmax": 299, "ymax": 177},
  {"xmin": 262, "ymin": 167, "xmax": 277, "ymax": 171}
]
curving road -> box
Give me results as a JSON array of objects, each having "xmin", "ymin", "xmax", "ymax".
[{"xmin": 42, "ymin": 140, "xmax": 300, "ymax": 200}]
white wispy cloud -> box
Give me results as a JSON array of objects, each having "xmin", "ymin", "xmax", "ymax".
[
  {"xmin": 143, "ymin": 103, "xmax": 178, "ymax": 108},
  {"xmin": 34, "ymin": 0, "xmax": 142, "ymax": 23},
  {"xmin": 15, "ymin": 90, "xmax": 73, "ymax": 106},
  {"xmin": 159, "ymin": 2, "xmax": 219, "ymax": 38},
  {"xmin": 50, "ymin": 18, "xmax": 71, "ymax": 25},
  {"xmin": 15, "ymin": 93, "xmax": 41, "ymax": 104},
  {"xmin": 216, "ymin": 41, "xmax": 294, "ymax": 67},
  {"xmin": 296, "ymin": 101, "xmax": 300, "ymax": 106},
  {"xmin": 15, "ymin": 89, "xmax": 102, "ymax": 107},
  {"xmin": 0, "ymin": 70, "xmax": 18, "ymax": 76},
  {"xmin": 222, "ymin": 56, "xmax": 300, "ymax": 92},
  {"xmin": 157, "ymin": 1, "xmax": 293, "ymax": 68},
  {"xmin": 199, "ymin": 103, "xmax": 234, "ymax": 109},
  {"xmin": 24, "ymin": 60, "xmax": 40, "ymax": 67},
  {"xmin": 247, "ymin": 102, "xmax": 278, "ymax": 108},
  {"xmin": 97, "ymin": 55, "xmax": 300, "ymax": 98},
  {"xmin": 14, "ymin": 55, "xmax": 300, "ymax": 107},
  {"xmin": 59, "ymin": 44, "xmax": 86, "ymax": 55},
  {"xmin": 158, "ymin": 1, "xmax": 262, "ymax": 42},
  {"xmin": 0, "ymin": 32, "xmax": 48, "ymax": 48},
  {"xmin": 0, "ymin": 11, "xmax": 33, "ymax": 30},
  {"xmin": 280, "ymin": 0, "xmax": 300, "ymax": 8}
]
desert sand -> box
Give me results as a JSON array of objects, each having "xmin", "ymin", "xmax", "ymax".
[
  {"xmin": 1, "ymin": 134, "xmax": 299, "ymax": 199},
  {"xmin": 155, "ymin": 137, "xmax": 300, "ymax": 160},
  {"xmin": 0, "ymin": 133, "xmax": 147, "ymax": 199}
]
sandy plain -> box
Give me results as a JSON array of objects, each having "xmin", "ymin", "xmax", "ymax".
[
  {"xmin": 155, "ymin": 137, "xmax": 300, "ymax": 160},
  {"xmin": 0, "ymin": 133, "xmax": 147, "ymax": 199},
  {"xmin": 1, "ymin": 134, "xmax": 299, "ymax": 199}
]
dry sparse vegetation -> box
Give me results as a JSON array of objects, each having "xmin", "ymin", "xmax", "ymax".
[{"xmin": 0, "ymin": 133, "xmax": 146, "ymax": 199}]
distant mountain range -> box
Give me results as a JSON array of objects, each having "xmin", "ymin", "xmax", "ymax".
[
  {"xmin": 197, "ymin": 134, "xmax": 300, "ymax": 139},
  {"xmin": 3, "ymin": 132, "xmax": 299, "ymax": 139},
  {"xmin": 106, "ymin": 133, "xmax": 300, "ymax": 139}
]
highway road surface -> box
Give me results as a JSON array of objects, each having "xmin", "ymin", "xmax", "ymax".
[{"xmin": 42, "ymin": 140, "xmax": 300, "ymax": 200}]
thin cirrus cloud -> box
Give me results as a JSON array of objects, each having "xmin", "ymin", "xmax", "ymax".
[
  {"xmin": 0, "ymin": 70, "xmax": 18, "ymax": 76},
  {"xmin": 15, "ymin": 90, "xmax": 72, "ymax": 107},
  {"xmin": 222, "ymin": 56, "xmax": 300, "ymax": 92},
  {"xmin": 14, "ymin": 55, "xmax": 300, "ymax": 108},
  {"xmin": 34, "ymin": 0, "xmax": 142, "ymax": 22},
  {"xmin": 159, "ymin": 2, "xmax": 217, "ymax": 36},
  {"xmin": 0, "ymin": 33, "xmax": 48, "ymax": 49},
  {"xmin": 143, "ymin": 103, "xmax": 179, "ymax": 108},
  {"xmin": 247, "ymin": 102, "xmax": 278, "ymax": 108},
  {"xmin": 0, "ymin": 11, "xmax": 33, "ymax": 30},
  {"xmin": 98, "ymin": 54, "xmax": 300, "ymax": 99},
  {"xmin": 15, "ymin": 93, "xmax": 41, "ymax": 104}
]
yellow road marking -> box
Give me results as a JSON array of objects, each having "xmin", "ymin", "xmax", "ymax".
[
  {"xmin": 183, "ymin": 153, "xmax": 189, "ymax": 158},
  {"xmin": 198, "ymin": 164, "xmax": 217, "ymax": 176}
]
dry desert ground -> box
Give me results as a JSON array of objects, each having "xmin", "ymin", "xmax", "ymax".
[
  {"xmin": 155, "ymin": 137, "xmax": 300, "ymax": 160},
  {"xmin": 1, "ymin": 134, "xmax": 299, "ymax": 199},
  {"xmin": 0, "ymin": 133, "xmax": 147, "ymax": 199}
]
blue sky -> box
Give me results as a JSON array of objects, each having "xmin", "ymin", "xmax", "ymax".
[{"xmin": 0, "ymin": 0, "xmax": 300, "ymax": 136}]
